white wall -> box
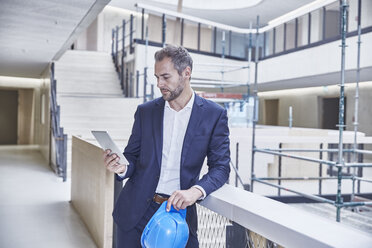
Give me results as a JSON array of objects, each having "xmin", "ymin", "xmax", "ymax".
[
  {"xmin": 258, "ymin": 32, "xmax": 372, "ymax": 84},
  {"xmin": 258, "ymin": 82, "xmax": 372, "ymax": 137},
  {"xmin": 37, "ymin": 68, "xmax": 51, "ymax": 161},
  {"xmin": 0, "ymin": 75, "xmax": 50, "ymax": 161},
  {"xmin": 74, "ymin": 6, "xmax": 143, "ymax": 53},
  {"xmin": 133, "ymin": 43, "xmax": 252, "ymax": 99},
  {"xmin": 361, "ymin": 0, "xmax": 372, "ymax": 28},
  {"xmin": 86, "ymin": 18, "xmax": 98, "ymax": 51}
]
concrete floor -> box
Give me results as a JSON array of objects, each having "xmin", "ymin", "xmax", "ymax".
[
  {"xmin": 291, "ymin": 203, "xmax": 372, "ymax": 234},
  {"xmin": 0, "ymin": 146, "xmax": 97, "ymax": 248}
]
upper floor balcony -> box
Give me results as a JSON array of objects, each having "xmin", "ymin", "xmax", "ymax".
[{"xmin": 110, "ymin": 0, "xmax": 372, "ymax": 93}]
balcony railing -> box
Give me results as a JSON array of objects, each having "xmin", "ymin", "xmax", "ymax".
[
  {"xmin": 197, "ymin": 184, "xmax": 372, "ymax": 248},
  {"xmin": 112, "ymin": 0, "xmax": 371, "ymax": 63},
  {"xmin": 110, "ymin": 0, "xmax": 371, "ymax": 100},
  {"xmin": 50, "ymin": 62, "xmax": 67, "ymax": 181},
  {"xmin": 71, "ymin": 136, "xmax": 372, "ymax": 248}
]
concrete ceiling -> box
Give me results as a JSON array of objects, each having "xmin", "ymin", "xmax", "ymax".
[
  {"xmin": 109, "ymin": 0, "xmax": 315, "ymax": 28},
  {"xmin": 0, "ymin": 0, "xmax": 110, "ymax": 78},
  {"xmin": 0, "ymin": 0, "xmax": 320, "ymax": 79}
]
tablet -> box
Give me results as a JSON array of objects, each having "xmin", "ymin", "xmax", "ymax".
[{"xmin": 91, "ymin": 130, "xmax": 128, "ymax": 165}]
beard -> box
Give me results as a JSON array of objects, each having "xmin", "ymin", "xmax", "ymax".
[{"xmin": 161, "ymin": 77, "xmax": 185, "ymax": 102}]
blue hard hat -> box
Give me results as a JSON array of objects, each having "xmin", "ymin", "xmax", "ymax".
[{"xmin": 141, "ymin": 201, "xmax": 189, "ymax": 248}]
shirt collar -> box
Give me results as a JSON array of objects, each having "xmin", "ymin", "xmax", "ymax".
[{"xmin": 165, "ymin": 91, "xmax": 195, "ymax": 111}]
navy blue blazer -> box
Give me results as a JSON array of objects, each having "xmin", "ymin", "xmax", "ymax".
[{"xmin": 113, "ymin": 94, "xmax": 230, "ymax": 233}]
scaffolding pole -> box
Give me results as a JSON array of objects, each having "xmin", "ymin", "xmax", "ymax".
[
  {"xmin": 221, "ymin": 31, "xmax": 226, "ymax": 91},
  {"xmin": 255, "ymin": 176, "xmax": 352, "ymax": 181},
  {"xmin": 254, "ymin": 148, "xmax": 337, "ymax": 166},
  {"xmin": 230, "ymin": 161, "xmax": 245, "ymax": 189},
  {"xmin": 352, "ymin": 1, "xmax": 362, "ymax": 204},
  {"xmin": 250, "ymin": 16, "xmax": 259, "ymax": 192},
  {"xmin": 340, "ymin": 201, "xmax": 372, "ymax": 207},
  {"xmin": 253, "ymin": 179, "xmax": 335, "ymax": 205},
  {"xmin": 247, "ymin": 22, "xmax": 252, "ymax": 97},
  {"xmin": 335, "ymin": 0, "xmax": 348, "ymax": 222},
  {"xmin": 247, "ymin": 0, "xmax": 372, "ymax": 224},
  {"xmin": 354, "ymin": 177, "xmax": 372, "ymax": 183},
  {"xmin": 354, "ymin": 149, "xmax": 372, "ymax": 155},
  {"xmin": 257, "ymin": 148, "xmax": 353, "ymax": 153},
  {"xmin": 344, "ymin": 163, "xmax": 372, "ymax": 167},
  {"xmin": 257, "ymin": 148, "xmax": 371, "ymax": 155},
  {"xmin": 254, "ymin": 178, "xmax": 372, "ymax": 208}
]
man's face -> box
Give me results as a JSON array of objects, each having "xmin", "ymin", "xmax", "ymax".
[{"xmin": 154, "ymin": 57, "xmax": 188, "ymax": 102}]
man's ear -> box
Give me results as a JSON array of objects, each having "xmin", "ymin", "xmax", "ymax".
[{"xmin": 183, "ymin": 66, "xmax": 191, "ymax": 79}]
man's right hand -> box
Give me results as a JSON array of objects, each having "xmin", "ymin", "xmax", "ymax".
[{"xmin": 103, "ymin": 149, "xmax": 127, "ymax": 174}]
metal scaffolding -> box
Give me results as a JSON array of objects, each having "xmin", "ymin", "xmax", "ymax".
[
  {"xmin": 120, "ymin": 2, "xmax": 372, "ymax": 223},
  {"xmin": 249, "ymin": 0, "xmax": 372, "ymax": 222}
]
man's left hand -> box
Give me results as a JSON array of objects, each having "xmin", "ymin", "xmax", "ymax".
[{"xmin": 166, "ymin": 187, "xmax": 203, "ymax": 212}]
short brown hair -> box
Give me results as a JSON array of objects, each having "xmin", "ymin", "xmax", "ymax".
[{"xmin": 154, "ymin": 45, "xmax": 193, "ymax": 76}]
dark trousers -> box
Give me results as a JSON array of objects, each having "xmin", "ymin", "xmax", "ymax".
[{"xmin": 115, "ymin": 200, "xmax": 199, "ymax": 248}]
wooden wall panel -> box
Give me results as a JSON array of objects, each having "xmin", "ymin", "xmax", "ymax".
[{"xmin": 71, "ymin": 136, "xmax": 114, "ymax": 248}]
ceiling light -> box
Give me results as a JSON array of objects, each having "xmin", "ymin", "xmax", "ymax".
[{"xmin": 265, "ymin": 0, "xmax": 337, "ymax": 30}]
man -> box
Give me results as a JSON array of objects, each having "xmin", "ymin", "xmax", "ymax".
[{"xmin": 103, "ymin": 45, "xmax": 230, "ymax": 247}]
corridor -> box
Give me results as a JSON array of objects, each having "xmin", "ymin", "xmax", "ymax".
[{"xmin": 0, "ymin": 146, "xmax": 97, "ymax": 248}]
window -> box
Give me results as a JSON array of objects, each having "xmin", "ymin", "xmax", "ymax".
[
  {"xmin": 310, "ymin": 8, "xmax": 324, "ymax": 43},
  {"xmin": 183, "ymin": 19, "xmax": 198, "ymax": 50},
  {"xmin": 165, "ymin": 16, "xmax": 181, "ymax": 46},
  {"xmin": 230, "ymin": 32, "xmax": 247, "ymax": 59},
  {"xmin": 265, "ymin": 30, "xmax": 274, "ymax": 56},
  {"xmin": 361, "ymin": 0, "xmax": 372, "ymax": 28},
  {"xmin": 297, "ymin": 14, "xmax": 309, "ymax": 46},
  {"xmin": 275, "ymin": 24, "xmax": 284, "ymax": 53},
  {"xmin": 324, "ymin": 1, "xmax": 340, "ymax": 39},
  {"xmin": 147, "ymin": 14, "xmax": 162, "ymax": 43},
  {"xmin": 199, "ymin": 24, "xmax": 213, "ymax": 53},
  {"xmin": 285, "ymin": 19, "xmax": 296, "ymax": 50},
  {"xmin": 348, "ymin": 0, "xmax": 359, "ymax": 32}
]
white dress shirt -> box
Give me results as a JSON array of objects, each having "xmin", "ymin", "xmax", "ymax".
[
  {"xmin": 118, "ymin": 92, "xmax": 206, "ymax": 198},
  {"xmin": 156, "ymin": 92, "xmax": 205, "ymax": 198}
]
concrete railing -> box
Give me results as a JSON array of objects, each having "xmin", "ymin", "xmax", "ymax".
[
  {"xmin": 71, "ymin": 136, "xmax": 372, "ymax": 248},
  {"xmin": 71, "ymin": 136, "xmax": 114, "ymax": 248},
  {"xmin": 201, "ymin": 184, "xmax": 372, "ymax": 248}
]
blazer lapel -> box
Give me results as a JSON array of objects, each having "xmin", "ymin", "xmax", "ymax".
[
  {"xmin": 181, "ymin": 95, "xmax": 204, "ymax": 167},
  {"xmin": 153, "ymin": 98, "xmax": 165, "ymax": 168}
]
